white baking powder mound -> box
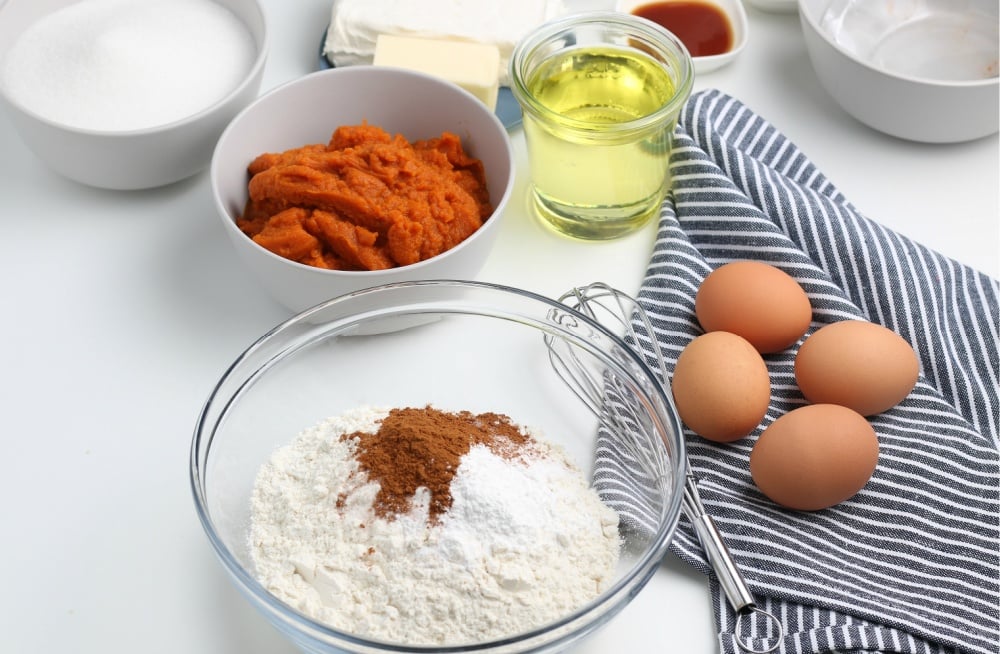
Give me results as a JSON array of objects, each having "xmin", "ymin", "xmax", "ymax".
[{"xmin": 249, "ymin": 406, "xmax": 621, "ymax": 646}]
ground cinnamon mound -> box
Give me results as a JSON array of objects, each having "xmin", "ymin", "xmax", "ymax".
[
  {"xmin": 343, "ymin": 406, "xmax": 531, "ymax": 522},
  {"xmin": 236, "ymin": 124, "xmax": 492, "ymax": 270}
]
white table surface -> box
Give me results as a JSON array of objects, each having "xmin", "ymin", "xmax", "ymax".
[{"xmin": 1, "ymin": 1, "xmax": 997, "ymax": 653}]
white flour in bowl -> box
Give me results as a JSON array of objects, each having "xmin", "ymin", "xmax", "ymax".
[{"xmin": 249, "ymin": 405, "xmax": 620, "ymax": 646}]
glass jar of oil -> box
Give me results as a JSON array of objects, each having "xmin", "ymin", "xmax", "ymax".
[{"xmin": 510, "ymin": 13, "xmax": 694, "ymax": 240}]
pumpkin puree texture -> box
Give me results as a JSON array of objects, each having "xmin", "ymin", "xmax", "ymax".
[{"xmin": 237, "ymin": 123, "xmax": 492, "ymax": 271}]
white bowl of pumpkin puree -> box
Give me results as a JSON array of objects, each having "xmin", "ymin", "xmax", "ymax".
[{"xmin": 210, "ymin": 66, "xmax": 516, "ymax": 314}]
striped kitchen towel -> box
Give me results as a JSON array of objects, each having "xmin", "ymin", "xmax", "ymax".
[{"xmin": 603, "ymin": 89, "xmax": 999, "ymax": 654}]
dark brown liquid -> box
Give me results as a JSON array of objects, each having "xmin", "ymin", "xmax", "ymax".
[{"xmin": 632, "ymin": 1, "xmax": 734, "ymax": 57}]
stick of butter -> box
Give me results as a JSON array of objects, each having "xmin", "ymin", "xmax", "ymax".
[
  {"xmin": 324, "ymin": 0, "xmax": 567, "ymax": 86},
  {"xmin": 373, "ymin": 35, "xmax": 501, "ymax": 111}
]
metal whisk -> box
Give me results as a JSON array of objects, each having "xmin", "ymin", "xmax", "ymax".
[{"xmin": 546, "ymin": 282, "xmax": 783, "ymax": 654}]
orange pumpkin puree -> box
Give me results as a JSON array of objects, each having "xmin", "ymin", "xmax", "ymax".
[{"xmin": 237, "ymin": 123, "xmax": 492, "ymax": 270}]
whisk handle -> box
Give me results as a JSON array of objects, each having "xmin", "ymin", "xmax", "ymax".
[{"xmin": 691, "ymin": 512, "xmax": 756, "ymax": 612}]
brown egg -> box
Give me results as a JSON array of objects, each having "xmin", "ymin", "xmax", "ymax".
[
  {"xmin": 695, "ymin": 261, "xmax": 812, "ymax": 353},
  {"xmin": 750, "ymin": 404, "xmax": 879, "ymax": 511},
  {"xmin": 794, "ymin": 320, "xmax": 919, "ymax": 416},
  {"xmin": 671, "ymin": 331, "xmax": 771, "ymax": 442}
]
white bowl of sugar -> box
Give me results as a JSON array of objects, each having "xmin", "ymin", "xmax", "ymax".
[{"xmin": 0, "ymin": 0, "xmax": 268, "ymax": 190}]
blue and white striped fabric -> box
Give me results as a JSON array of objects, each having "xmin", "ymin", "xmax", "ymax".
[{"xmin": 614, "ymin": 89, "xmax": 999, "ymax": 654}]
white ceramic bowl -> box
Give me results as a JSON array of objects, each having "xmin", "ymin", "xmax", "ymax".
[
  {"xmin": 616, "ymin": 0, "xmax": 749, "ymax": 74},
  {"xmin": 0, "ymin": 0, "xmax": 269, "ymax": 190},
  {"xmin": 211, "ymin": 66, "xmax": 516, "ymax": 314},
  {"xmin": 799, "ymin": 0, "xmax": 999, "ymax": 143}
]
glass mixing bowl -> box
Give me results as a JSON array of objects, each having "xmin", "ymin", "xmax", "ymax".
[{"xmin": 190, "ymin": 280, "xmax": 686, "ymax": 653}]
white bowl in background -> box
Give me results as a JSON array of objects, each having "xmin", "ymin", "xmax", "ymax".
[
  {"xmin": 210, "ymin": 66, "xmax": 516, "ymax": 314},
  {"xmin": 616, "ymin": 0, "xmax": 749, "ymax": 74},
  {"xmin": 798, "ymin": 0, "xmax": 999, "ymax": 143},
  {"xmin": 0, "ymin": 0, "xmax": 269, "ymax": 190}
]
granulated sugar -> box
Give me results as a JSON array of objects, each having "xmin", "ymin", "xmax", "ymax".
[
  {"xmin": 1, "ymin": 0, "xmax": 255, "ymax": 131},
  {"xmin": 249, "ymin": 406, "xmax": 621, "ymax": 646}
]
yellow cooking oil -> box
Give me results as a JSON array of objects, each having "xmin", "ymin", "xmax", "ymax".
[{"xmin": 522, "ymin": 46, "xmax": 678, "ymax": 239}]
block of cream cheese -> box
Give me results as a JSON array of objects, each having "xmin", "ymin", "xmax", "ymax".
[
  {"xmin": 324, "ymin": 0, "xmax": 568, "ymax": 86},
  {"xmin": 373, "ymin": 35, "xmax": 501, "ymax": 110}
]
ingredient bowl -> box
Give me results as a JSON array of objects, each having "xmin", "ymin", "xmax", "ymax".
[
  {"xmin": 615, "ymin": 0, "xmax": 749, "ymax": 74},
  {"xmin": 0, "ymin": 0, "xmax": 269, "ymax": 189},
  {"xmin": 211, "ymin": 67, "xmax": 515, "ymax": 314},
  {"xmin": 798, "ymin": 0, "xmax": 999, "ymax": 143},
  {"xmin": 190, "ymin": 280, "xmax": 686, "ymax": 653}
]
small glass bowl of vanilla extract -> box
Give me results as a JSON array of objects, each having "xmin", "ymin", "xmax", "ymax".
[{"xmin": 616, "ymin": 0, "xmax": 749, "ymax": 73}]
